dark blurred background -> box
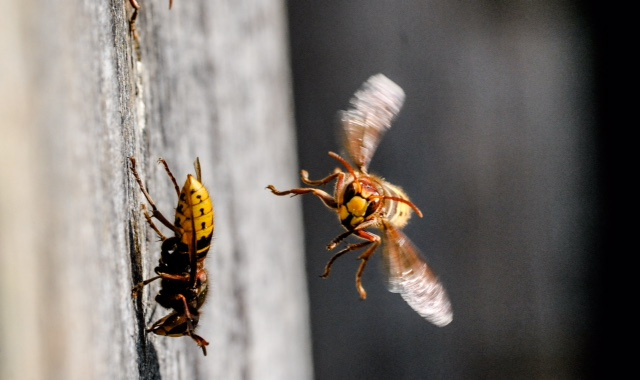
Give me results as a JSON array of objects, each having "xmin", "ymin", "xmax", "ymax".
[{"xmin": 286, "ymin": 1, "xmax": 614, "ymax": 379}]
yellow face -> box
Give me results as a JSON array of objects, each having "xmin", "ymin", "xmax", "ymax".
[
  {"xmin": 338, "ymin": 178, "xmax": 383, "ymax": 229},
  {"xmin": 336, "ymin": 174, "xmax": 415, "ymax": 230}
]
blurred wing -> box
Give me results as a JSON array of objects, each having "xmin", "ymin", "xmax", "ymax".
[
  {"xmin": 382, "ymin": 225, "xmax": 453, "ymax": 326},
  {"xmin": 340, "ymin": 74, "xmax": 405, "ymax": 172}
]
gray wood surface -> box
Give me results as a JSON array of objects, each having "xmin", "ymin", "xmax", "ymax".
[{"xmin": 0, "ymin": 1, "xmax": 312, "ymax": 379}]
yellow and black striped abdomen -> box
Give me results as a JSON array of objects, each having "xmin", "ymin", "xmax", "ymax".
[
  {"xmin": 380, "ymin": 181, "xmax": 413, "ymax": 229},
  {"xmin": 175, "ymin": 174, "xmax": 214, "ymax": 257}
]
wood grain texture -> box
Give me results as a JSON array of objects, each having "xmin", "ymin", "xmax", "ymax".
[{"xmin": 0, "ymin": 1, "xmax": 312, "ymax": 379}]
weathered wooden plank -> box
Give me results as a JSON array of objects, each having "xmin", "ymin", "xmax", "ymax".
[{"xmin": 0, "ymin": 1, "xmax": 312, "ymax": 379}]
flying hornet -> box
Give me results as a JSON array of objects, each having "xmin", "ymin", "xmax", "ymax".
[
  {"xmin": 129, "ymin": 156, "xmax": 213, "ymax": 355},
  {"xmin": 267, "ymin": 74, "xmax": 453, "ymax": 326}
]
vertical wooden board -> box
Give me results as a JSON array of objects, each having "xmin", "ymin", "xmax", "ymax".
[
  {"xmin": 0, "ymin": 1, "xmax": 45, "ymax": 379},
  {"xmin": 0, "ymin": 0, "xmax": 312, "ymax": 379}
]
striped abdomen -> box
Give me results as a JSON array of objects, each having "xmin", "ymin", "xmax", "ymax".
[
  {"xmin": 379, "ymin": 181, "xmax": 414, "ymax": 229},
  {"xmin": 174, "ymin": 175, "xmax": 214, "ymax": 258}
]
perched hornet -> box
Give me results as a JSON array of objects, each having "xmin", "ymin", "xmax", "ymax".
[
  {"xmin": 129, "ymin": 157, "xmax": 213, "ymax": 355},
  {"xmin": 267, "ymin": 74, "xmax": 453, "ymax": 326}
]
